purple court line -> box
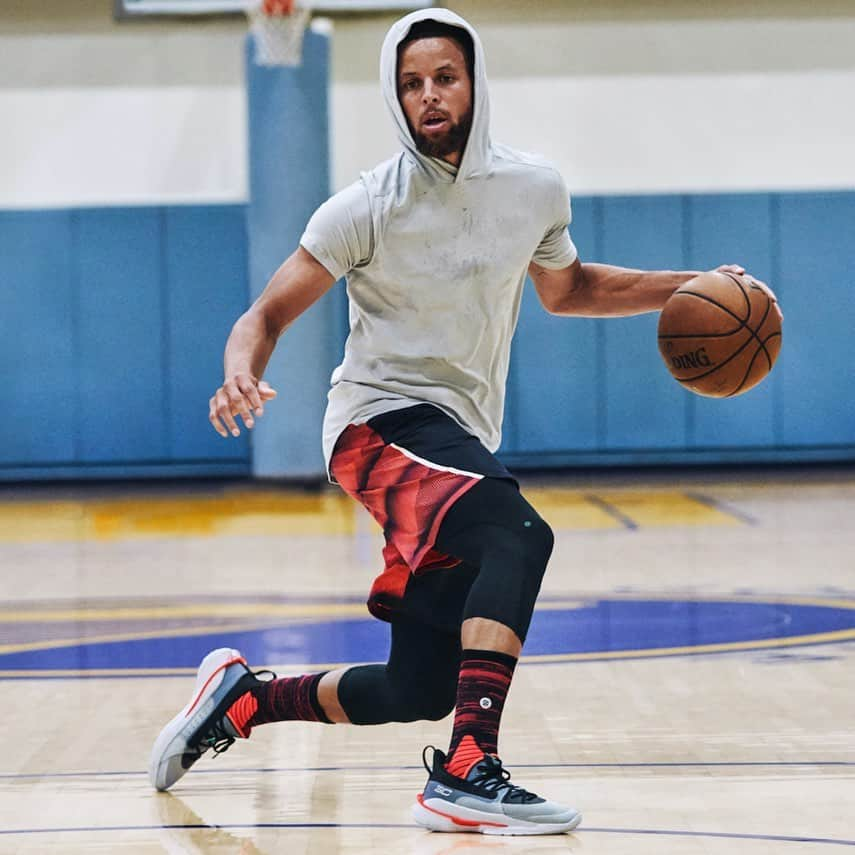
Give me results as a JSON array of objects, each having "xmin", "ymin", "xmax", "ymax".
[
  {"xmin": 685, "ymin": 491, "xmax": 759, "ymax": 525},
  {"xmin": 583, "ymin": 494, "xmax": 639, "ymax": 529},
  {"xmin": 3, "ymin": 759, "xmax": 854, "ymax": 780},
  {"xmin": 0, "ymin": 822, "xmax": 852, "ymax": 847}
]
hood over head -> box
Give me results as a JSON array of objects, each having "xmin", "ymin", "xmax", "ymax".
[{"xmin": 380, "ymin": 8, "xmax": 491, "ymax": 182}]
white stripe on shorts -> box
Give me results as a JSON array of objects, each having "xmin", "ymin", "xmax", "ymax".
[{"xmin": 389, "ymin": 443, "xmax": 485, "ymax": 481}]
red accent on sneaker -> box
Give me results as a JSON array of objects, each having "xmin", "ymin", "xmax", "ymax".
[
  {"xmin": 416, "ymin": 793, "xmax": 508, "ymax": 828},
  {"xmin": 184, "ymin": 655, "xmax": 247, "ymax": 717},
  {"xmin": 445, "ymin": 734, "xmax": 486, "ymax": 779},
  {"xmin": 225, "ymin": 691, "xmax": 259, "ymax": 738}
]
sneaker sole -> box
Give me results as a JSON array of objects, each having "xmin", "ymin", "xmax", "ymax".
[
  {"xmin": 413, "ymin": 794, "xmax": 582, "ymax": 835},
  {"xmin": 149, "ymin": 648, "xmax": 248, "ymax": 792}
]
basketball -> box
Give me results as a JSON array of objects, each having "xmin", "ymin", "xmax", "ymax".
[{"xmin": 657, "ymin": 271, "xmax": 782, "ymax": 398}]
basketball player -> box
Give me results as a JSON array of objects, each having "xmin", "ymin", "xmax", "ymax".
[{"xmin": 150, "ymin": 8, "xmax": 778, "ymax": 834}]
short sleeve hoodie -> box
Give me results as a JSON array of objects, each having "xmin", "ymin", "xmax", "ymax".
[{"xmin": 299, "ymin": 8, "xmax": 578, "ymax": 474}]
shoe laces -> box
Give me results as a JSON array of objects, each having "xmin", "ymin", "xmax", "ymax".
[
  {"xmin": 199, "ymin": 668, "xmax": 276, "ymax": 757},
  {"xmin": 422, "ymin": 745, "xmax": 541, "ymax": 804},
  {"xmin": 469, "ymin": 755, "xmax": 541, "ymax": 803},
  {"xmin": 422, "ymin": 745, "xmax": 438, "ymax": 773},
  {"xmin": 199, "ymin": 719, "xmax": 237, "ymax": 756}
]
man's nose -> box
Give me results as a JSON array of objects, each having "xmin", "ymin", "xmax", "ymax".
[{"xmin": 422, "ymin": 80, "xmax": 439, "ymax": 102}]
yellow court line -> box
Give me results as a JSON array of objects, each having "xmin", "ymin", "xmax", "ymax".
[
  {"xmin": 0, "ymin": 603, "xmax": 369, "ymax": 624},
  {"xmin": 1, "ymin": 593, "xmax": 854, "ymax": 674},
  {"xmin": 523, "ymin": 628, "xmax": 855, "ymax": 663},
  {"xmin": 554, "ymin": 592, "xmax": 855, "ymax": 611},
  {"xmin": 3, "ymin": 625, "xmax": 855, "ymax": 681},
  {"xmin": 0, "ymin": 667, "xmax": 200, "ymax": 679},
  {"xmin": 0, "ymin": 620, "xmax": 298, "ymax": 657},
  {"xmin": 1, "ymin": 593, "xmax": 853, "ymax": 626},
  {"xmin": 1, "ymin": 595, "xmax": 852, "ymax": 664},
  {"xmin": 0, "ymin": 663, "xmax": 353, "ymax": 679}
]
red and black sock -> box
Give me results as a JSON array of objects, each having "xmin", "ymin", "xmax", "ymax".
[
  {"xmin": 226, "ymin": 673, "xmax": 331, "ymax": 736},
  {"xmin": 445, "ymin": 649, "xmax": 517, "ymax": 779}
]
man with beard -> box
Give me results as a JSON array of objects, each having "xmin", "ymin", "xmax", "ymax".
[{"xmin": 150, "ymin": 8, "xmax": 773, "ymax": 835}]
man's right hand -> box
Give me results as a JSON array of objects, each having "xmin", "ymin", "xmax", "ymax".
[{"xmin": 209, "ymin": 375, "xmax": 278, "ymax": 438}]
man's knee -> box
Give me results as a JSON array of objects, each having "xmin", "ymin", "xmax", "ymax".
[
  {"xmin": 520, "ymin": 514, "xmax": 554, "ymax": 571},
  {"xmin": 453, "ymin": 517, "xmax": 554, "ymax": 644},
  {"xmin": 438, "ymin": 478, "xmax": 555, "ymax": 575},
  {"xmin": 338, "ymin": 662, "xmax": 457, "ymax": 724},
  {"xmin": 399, "ymin": 688, "xmax": 455, "ymax": 722},
  {"xmin": 488, "ymin": 514, "xmax": 554, "ymax": 583},
  {"xmin": 390, "ymin": 674, "xmax": 456, "ymax": 722}
]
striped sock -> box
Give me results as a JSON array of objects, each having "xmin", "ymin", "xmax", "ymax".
[
  {"xmin": 226, "ymin": 673, "xmax": 331, "ymax": 736},
  {"xmin": 445, "ymin": 649, "xmax": 517, "ymax": 779}
]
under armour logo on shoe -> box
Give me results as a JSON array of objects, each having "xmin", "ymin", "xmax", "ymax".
[{"xmin": 479, "ymin": 697, "xmax": 492, "ymax": 709}]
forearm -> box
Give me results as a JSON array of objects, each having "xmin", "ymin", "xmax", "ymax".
[
  {"xmin": 223, "ymin": 308, "xmax": 278, "ymax": 380},
  {"xmin": 222, "ymin": 247, "xmax": 335, "ymax": 381},
  {"xmin": 554, "ymin": 263, "xmax": 701, "ymax": 317}
]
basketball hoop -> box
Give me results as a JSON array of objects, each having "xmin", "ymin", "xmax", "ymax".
[{"xmin": 246, "ymin": 0, "xmax": 311, "ymax": 67}]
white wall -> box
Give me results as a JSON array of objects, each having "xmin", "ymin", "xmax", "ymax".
[
  {"xmin": 1, "ymin": 5, "xmax": 247, "ymax": 208},
  {"xmin": 2, "ymin": 0, "xmax": 855, "ymax": 207},
  {"xmin": 329, "ymin": 6, "xmax": 855, "ymax": 193}
]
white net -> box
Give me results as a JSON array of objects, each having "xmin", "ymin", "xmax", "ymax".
[{"xmin": 246, "ymin": 2, "xmax": 311, "ymax": 67}]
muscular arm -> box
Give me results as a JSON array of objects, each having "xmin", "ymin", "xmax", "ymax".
[
  {"xmin": 210, "ymin": 246, "xmax": 336, "ymax": 437},
  {"xmin": 528, "ymin": 258, "xmax": 703, "ymax": 318}
]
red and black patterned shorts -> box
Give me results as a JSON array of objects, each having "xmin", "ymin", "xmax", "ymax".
[{"xmin": 329, "ymin": 404, "xmax": 515, "ymax": 629}]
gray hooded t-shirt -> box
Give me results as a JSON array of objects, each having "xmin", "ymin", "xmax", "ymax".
[{"xmin": 300, "ymin": 8, "xmax": 578, "ymax": 474}]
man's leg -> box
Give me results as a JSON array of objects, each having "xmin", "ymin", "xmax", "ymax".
[
  {"xmin": 234, "ymin": 618, "xmax": 460, "ymax": 730},
  {"xmin": 412, "ymin": 476, "xmax": 581, "ymax": 834},
  {"xmin": 434, "ymin": 476, "xmax": 551, "ymax": 769},
  {"xmin": 149, "ymin": 617, "xmax": 461, "ymax": 791}
]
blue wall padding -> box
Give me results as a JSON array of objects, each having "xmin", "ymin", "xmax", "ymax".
[
  {"xmin": 505, "ymin": 196, "xmax": 600, "ymax": 455},
  {"xmin": 599, "ymin": 195, "xmax": 688, "ymax": 449},
  {"xmin": 778, "ymin": 193, "xmax": 855, "ymax": 447},
  {"xmin": 0, "ymin": 205, "xmax": 250, "ymax": 479},
  {"xmin": 1, "ymin": 189, "xmax": 853, "ymax": 480},
  {"xmin": 74, "ymin": 207, "xmax": 168, "ymax": 462},
  {"xmin": 501, "ymin": 190, "xmax": 855, "ymax": 467},
  {"xmin": 246, "ymin": 31, "xmax": 346, "ymax": 479},
  {"xmin": 686, "ymin": 194, "xmax": 776, "ymax": 449},
  {"xmin": 164, "ymin": 206, "xmax": 251, "ymax": 462},
  {"xmin": 0, "ymin": 210, "xmax": 77, "ymax": 464}
]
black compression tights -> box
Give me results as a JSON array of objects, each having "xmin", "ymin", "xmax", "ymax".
[
  {"xmin": 337, "ymin": 619, "xmax": 461, "ymax": 724},
  {"xmin": 435, "ymin": 477, "xmax": 554, "ymax": 643},
  {"xmin": 337, "ymin": 478, "xmax": 553, "ymax": 726}
]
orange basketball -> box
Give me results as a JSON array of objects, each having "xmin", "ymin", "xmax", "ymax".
[{"xmin": 657, "ymin": 271, "xmax": 782, "ymax": 398}]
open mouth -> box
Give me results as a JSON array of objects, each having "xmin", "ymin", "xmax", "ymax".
[{"xmin": 422, "ymin": 113, "xmax": 449, "ymax": 131}]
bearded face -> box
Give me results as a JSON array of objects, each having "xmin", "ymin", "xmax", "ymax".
[
  {"xmin": 397, "ymin": 36, "xmax": 474, "ymax": 167},
  {"xmin": 410, "ymin": 105, "xmax": 473, "ymax": 161}
]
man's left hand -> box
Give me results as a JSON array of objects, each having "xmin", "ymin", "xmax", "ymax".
[{"xmin": 714, "ymin": 264, "xmax": 783, "ymax": 322}]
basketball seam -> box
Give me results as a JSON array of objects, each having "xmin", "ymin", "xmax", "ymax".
[
  {"xmin": 729, "ymin": 331, "xmax": 782, "ymax": 397},
  {"xmin": 730, "ymin": 333, "xmax": 766, "ymax": 397},
  {"xmin": 664, "ymin": 291, "xmax": 747, "ymax": 328},
  {"xmin": 658, "ymin": 330, "xmax": 746, "ymax": 340},
  {"xmin": 749, "ymin": 286, "xmax": 775, "ymax": 371},
  {"xmin": 727, "ymin": 274, "xmax": 776, "ymax": 372},
  {"xmin": 722, "ymin": 272, "xmax": 752, "ymax": 323}
]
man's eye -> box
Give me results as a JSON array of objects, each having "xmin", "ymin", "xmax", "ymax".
[
  {"xmin": 403, "ymin": 79, "xmax": 419, "ymax": 91},
  {"xmin": 439, "ymin": 75, "xmax": 454, "ymax": 84}
]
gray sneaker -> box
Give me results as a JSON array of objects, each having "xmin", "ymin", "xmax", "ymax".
[
  {"xmin": 149, "ymin": 647, "xmax": 270, "ymax": 791},
  {"xmin": 412, "ymin": 746, "xmax": 581, "ymax": 835}
]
